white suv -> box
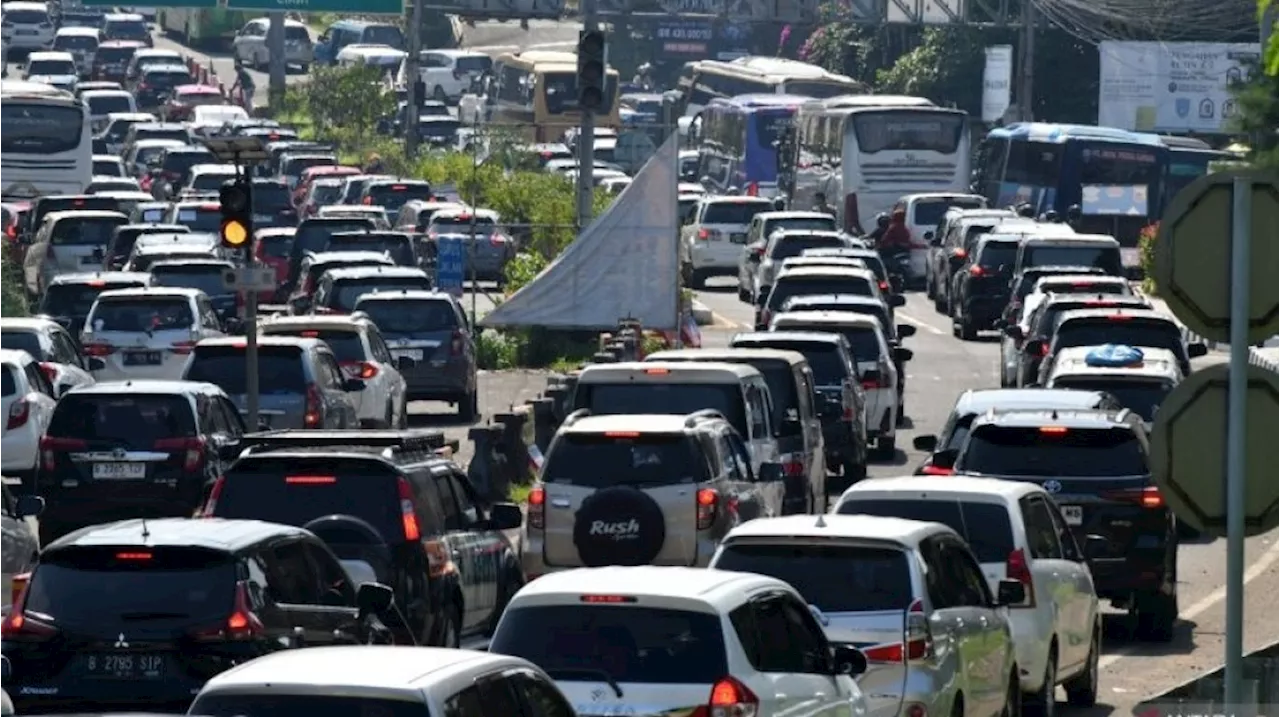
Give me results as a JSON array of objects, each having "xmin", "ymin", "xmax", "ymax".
[
  {"xmin": 0, "ymin": 349, "xmax": 58, "ymax": 482},
  {"xmin": 681, "ymin": 196, "xmax": 775, "ymax": 289},
  {"xmin": 711, "ymin": 514, "xmax": 1026, "ymax": 717},
  {"xmin": 489, "ymin": 565, "xmax": 869, "ymax": 717},
  {"xmin": 835, "ymin": 477, "xmax": 1102, "ymax": 713},
  {"xmin": 400, "ymin": 49, "xmax": 491, "ymax": 103},
  {"xmin": 1, "ymin": 2, "xmax": 55, "ymax": 52},
  {"xmin": 80, "ymin": 287, "xmax": 225, "ymax": 381}
]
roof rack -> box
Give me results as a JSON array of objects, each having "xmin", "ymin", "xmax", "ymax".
[{"xmin": 239, "ymin": 428, "xmax": 454, "ymax": 458}]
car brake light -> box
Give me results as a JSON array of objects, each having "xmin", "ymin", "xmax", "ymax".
[
  {"xmin": 83, "ymin": 342, "xmax": 117, "ymax": 357},
  {"xmin": 690, "ymin": 676, "xmax": 757, "ymax": 717},
  {"xmin": 154, "ymin": 436, "xmax": 204, "ymax": 471},
  {"xmin": 1039, "ymin": 426, "xmax": 1068, "ymax": 434},
  {"xmin": 341, "ymin": 360, "xmax": 378, "ymax": 380},
  {"xmin": 168, "ymin": 340, "xmax": 197, "ymax": 355},
  {"xmin": 1102, "ymin": 485, "xmax": 1164, "ymax": 509},
  {"xmin": 879, "ymin": 280, "xmax": 890, "ymax": 292},
  {"xmin": 697, "ymin": 228, "xmax": 712, "ymax": 241},
  {"xmin": 969, "ymin": 265, "xmax": 986, "ymax": 277},
  {"xmin": 303, "ymin": 383, "xmax": 322, "ymax": 428},
  {"xmin": 642, "ymin": 367, "xmax": 669, "ymax": 375},
  {"xmin": 397, "ymin": 477, "xmax": 420, "ymax": 541},
  {"xmin": 781, "ymin": 455, "xmax": 805, "ymax": 477},
  {"xmin": 286, "ymin": 475, "xmax": 337, "ymax": 484},
  {"xmin": 864, "ymin": 598, "xmax": 932, "ymax": 663},
  {"xmin": 115, "ymin": 551, "xmax": 152, "ymax": 560},
  {"xmin": 10, "ymin": 573, "xmax": 29, "ymax": 609},
  {"xmin": 362, "ymin": 196, "xmax": 373, "ymax": 205},
  {"xmin": 920, "ymin": 464, "xmax": 955, "ymax": 476},
  {"xmin": 41, "ymin": 435, "xmax": 87, "ymax": 471},
  {"xmin": 1, "ymin": 574, "xmax": 57, "ymax": 642},
  {"xmin": 202, "ymin": 475, "xmax": 226, "ymax": 515},
  {"xmin": 951, "ymin": 248, "xmax": 967, "ymax": 258},
  {"xmin": 1108, "ymin": 314, "xmax": 1132, "ymax": 321},
  {"xmin": 451, "ymin": 329, "xmax": 464, "ymax": 356},
  {"xmin": 6, "ymin": 397, "xmax": 30, "ymax": 430},
  {"xmin": 696, "ymin": 487, "xmax": 717, "ymax": 530},
  {"xmin": 528, "ymin": 485, "xmax": 546, "ymax": 529},
  {"xmin": 1005, "ymin": 548, "xmax": 1036, "ymax": 607},
  {"xmin": 190, "ymin": 581, "xmax": 264, "ymax": 642}
]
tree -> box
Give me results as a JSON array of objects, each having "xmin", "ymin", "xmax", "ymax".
[
  {"xmin": 1229, "ymin": 57, "xmax": 1279, "ymax": 167},
  {"xmin": 298, "ymin": 64, "xmax": 397, "ymax": 145},
  {"xmin": 1262, "ymin": 0, "xmax": 1278, "ymax": 76}
]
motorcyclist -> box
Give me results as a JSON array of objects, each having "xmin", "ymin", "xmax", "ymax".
[
  {"xmin": 866, "ymin": 212, "xmax": 890, "ymax": 246},
  {"xmin": 1066, "ymin": 203, "xmax": 1083, "ymax": 229},
  {"xmin": 1015, "ymin": 202, "xmax": 1037, "ymax": 218},
  {"xmin": 365, "ymin": 152, "xmax": 388, "ymax": 174},
  {"xmin": 1039, "ymin": 209, "xmax": 1061, "ymax": 223},
  {"xmin": 772, "ymin": 196, "xmax": 787, "ymax": 211},
  {"xmin": 877, "ymin": 208, "xmax": 912, "ymax": 265}
]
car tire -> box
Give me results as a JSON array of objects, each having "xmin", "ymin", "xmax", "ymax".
[
  {"xmin": 1064, "ymin": 626, "xmax": 1100, "ymax": 707},
  {"xmin": 842, "ymin": 457, "xmax": 866, "ymax": 485},
  {"xmin": 484, "ymin": 562, "xmax": 524, "ymax": 637},
  {"xmin": 1003, "ymin": 670, "xmax": 1023, "ymax": 717},
  {"xmin": 458, "ymin": 389, "xmax": 478, "ymax": 422},
  {"xmin": 433, "ymin": 85, "xmax": 448, "ymax": 103},
  {"xmin": 1025, "ymin": 646, "xmax": 1056, "ymax": 717},
  {"xmin": 397, "ymin": 397, "xmax": 409, "ymax": 428},
  {"xmin": 1137, "ymin": 590, "xmax": 1177, "ymax": 642},
  {"xmin": 933, "ymin": 289, "xmax": 947, "ymax": 314},
  {"xmin": 955, "ymin": 306, "xmax": 977, "ymax": 341},
  {"xmin": 435, "ymin": 603, "xmax": 461, "ymax": 647},
  {"xmin": 875, "ymin": 435, "xmax": 896, "ymax": 458},
  {"xmin": 689, "ymin": 269, "xmax": 706, "ymax": 289},
  {"xmin": 925, "ymin": 267, "xmax": 936, "ymax": 299},
  {"xmin": 737, "ymin": 284, "xmax": 751, "ymax": 302}
]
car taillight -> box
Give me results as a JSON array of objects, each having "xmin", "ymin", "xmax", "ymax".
[
  {"xmin": 1006, "ymin": 548, "xmax": 1036, "ymax": 607},
  {"xmin": 341, "ymin": 360, "xmax": 378, "ymax": 380},
  {"xmin": 969, "ymin": 265, "xmax": 986, "ymax": 277},
  {"xmin": 865, "ymin": 598, "xmax": 932, "ymax": 663},
  {"xmin": 920, "ymin": 464, "xmax": 955, "ymax": 476},
  {"xmin": 528, "ymin": 485, "xmax": 545, "ymax": 530},
  {"xmin": 745, "ymin": 182, "xmax": 759, "ymax": 196},
  {"xmin": 83, "ymin": 342, "xmax": 116, "ymax": 357},
  {"xmin": 41, "ymin": 435, "xmax": 87, "ymax": 471},
  {"xmin": 1038, "ymin": 343, "xmax": 1049, "ymax": 357},
  {"xmin": 696, "ymin": 487, "xmax": 717, "ymax": 530},
  {"xmin": 189, "ymin": 581, "xmax": 264, "ymax": 642},
  {"xmin": 879, "ymin": 280, "xmax": 890, "ymax": 292},
  {"xmin": 6, "ymin": 397, "xmax": 30, "ymax": 430},
  {"xmin": 154, "ymin": 436, "xmax": 204, "ymax": 471},
  {"xmin": 10, "ymin": 572, "xmax": 29, "ymax": 609},
  {"xmin": 397, "ymin": 477, "xmax": 420, "ymax": 541},
  {"xmin": 1102, "ymin": 485, "xmax": 1164, "ymax": 509},
  {"xmin": 781, "ymin": 455, "xmax": 804, "ymax": 477},
  {"xmin": 362, "ymin": 196, "xmax": 373, "ymax": 205},
  {"xmin": 697, "ymin": 228, "xmax": 712, "ymax": 241},
  {"xmin": 1, "ymin": 573, "xmax": 57, "ymax": 642},
  {"xmin": 38, "ymin": 362, "xmax": 58, "ymax": 385},
  {"xmin": 304, "ymin": 383, "xmax": 322, "ymax": 428},
  {"xmin": 425, "ymin": 539, "xmax": 454, "ymax": 578},
  {"xmin": 168, "ymin": 340, "xmax": 197, "ymax": 354},
  {"xmin": 202, "ymin": 475, "xmax": 226, "ymax": 515},
  {"xmin": 689, "ymin": 676, "xmax": 758, "ymax": 717},
  {"xmin": 951, "ymin": 248, "xmax": 967, "ymax": 259},
  {"xmin": 451, "ymin": 329, "xmax": 465, "ymax": 356}
]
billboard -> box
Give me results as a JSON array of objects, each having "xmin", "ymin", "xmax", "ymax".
[{"xmin": 1097, "ymin": 41, "xmax": 1261, "ymax": 134}]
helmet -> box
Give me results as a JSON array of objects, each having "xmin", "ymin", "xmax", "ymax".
[
  {"xmin": 1041, "ymin": 210, "xmax": 1060, "ymax": 222},
  {"xmin": 1067, "ymin": 203, "xmax": 1083, "ymax": 219},
  {"xmin": 1017, "ymin": 203, "xmax": 1036, "ymax": 218},
  {"xmin": 876, "ymin": 212, "xmax": 890, "ymax": 229}
]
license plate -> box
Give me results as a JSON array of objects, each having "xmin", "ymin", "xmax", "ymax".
[
  {"xmin": 1061, "ymin": 505, "xmax": 1083, "ymax": 526},
  {"xmin": 123, "ymin": 350, "xmax": 162, "ymax": 366},
  {"xmin": 83, "ymin": 653, "xmax": 166, "ymax": 679},
  {"xmin": 729, "ymin": 233, "xmax": 746, "ymax": 243},
  {"xmin": 17, "ymin": 29, "xmax": 35, "ymax": 35},
  {"xmin": 93, "ymin": 462, "xmax": 146, "ymax": 480},
  {"xmin": 392, "ymin": 349, "xmax": 423, "ymax": 361},
  {"xmin": 254, "ymin": 213, "xmax": 273, "ymax": 223}
]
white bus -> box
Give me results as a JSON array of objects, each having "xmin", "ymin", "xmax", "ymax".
[
  {"xmin": 675, "ymin": 56, "xmax": 867, "ymax": 120},
  {"xmin": 783, "ymin": 95, "xmax": 971, "ymax": 235},
  {"xmin": 1, "ymin": 80, "xmax": 93, "ymax": 199}
]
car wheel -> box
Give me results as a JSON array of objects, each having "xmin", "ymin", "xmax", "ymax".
[
  {"xmin": 1137, "ymin": 589, "xmax": 1177, "ymax": 642},
  {"xmin": 933, "ymin": 286, "xmax": 947, "ymax": 313},
  {"xmin": 397, "ymin": 397, "xmax": 409, "ymax": 428},
  {"xmin": 955, "ymin": 302, "xmax": 977, "ymax": 341},
  {"xmin": 689, "ymin": 269, "xmax": 706, "ymax": 289},
  {"xmin": 1026, "ymin": 646, "xmax": 1056, "ymax": 717},
  {"xmin": 484, "ymin": 563, "xmax": 524, "ymax": 637},
  {"xmin": 925, "ymin": 266, "xmax": 936, "ymax": 299},
  {"xmin": 1064, "ymin": 626, "xmax": 1100, "ymax": 707},
  {"xmin": 875, "ymin": 435, "xmax": 896, "ymax": 458},
  {"xmin": 842, "ymin": 457, "xmax": 867, "ymax": 484},
  {"xmin": 1003, "ymin": 670, "xmax": 1023, "ymax": 717},
  {"xmin": 457, "ymin": 389, "xmax": 478, "ymax": 422}
]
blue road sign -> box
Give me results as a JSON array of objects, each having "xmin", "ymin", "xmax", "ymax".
[{"xmin": 436, "ymin": 236, "xmax": 465, "ymax": 297}]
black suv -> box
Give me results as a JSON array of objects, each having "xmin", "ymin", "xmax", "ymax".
[
  {"xmin": 1, "ymin": 518, "xmax": 406, "ymax": 712},
  {"xmin": 326, "ymin": 230, "xmax": 419, "ymax": 268},
  {"xmin": 728, "ymin": 331, "xmax": 869, "ymax": 491},
  {"xmin": 999, "ymin": 264, "xmax": 1106, "ymax": 330},
  {"xmin": 205, "ymin": 429, "xmax": 524, "ymax": 648},
  {"xmin": 286, "ymin": 217, "xmax": 379, "ymax": 293},
  {"xmin": 953, "ymin": 407, "xmax": 1178, "ymax": 640},
  {"xmin": 950, "ymin": 234, "xmax": 1021, "ymax": 340}
]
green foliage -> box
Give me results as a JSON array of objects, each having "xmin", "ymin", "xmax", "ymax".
[
  {"xmin": 1, "ymin": 247, "xmax": 27, "ymax": 317},
  {"xmin": 475, "ymin": 329, "xmax": 518, "ymax": 370},
  {"xmin": 1138, "ymin": 222, "xmax": 1159, "ymax": 295},
  {"xmin": 281, "ymin": 64, "xmax": 397, "ymax": 159},
  {"xmin": 1263, "ymin": 0, "xmax": 1278, "ymax": 76},
  {"xmin": 502, "ymin": 250, "xmax": 549, "ymax": 294},
  {"xmin": 1229, "ymin": 57, "xmax": 1279, "ymax": 168}
]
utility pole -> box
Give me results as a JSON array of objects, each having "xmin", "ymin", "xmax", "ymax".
[
  {"xmin": 1017, "ymin": 0, "xmax": 1036, "ymax": 121},
  {"xmin": 267, "ymin": 12, "xmax": 287, "ymax": 113},
  {"xmin": 404, "ymin": 0, "xmax": 424, "ymax": 156},
  {"xmin": 574, "ymin": 1, "xmax": 601, "ymax": 229}
]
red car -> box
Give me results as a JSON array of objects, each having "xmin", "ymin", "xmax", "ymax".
[
  {"xmin": 292, "ymin": 164, "xmax": 362, "ymax": 209},
  {"xmin": 162, "ymin": 84, "xmax": 228, "ymax": 122},
  {"xmin": 253, "ymin": 227, "xmax": 296, "ymax": 304}
]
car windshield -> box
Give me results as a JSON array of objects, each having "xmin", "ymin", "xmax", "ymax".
[
  {"xmin": 151, "ymin": 265, "xmax": 232, "ymax": 297},
  {"xmin": 957, "ymin": 426, "xmax": 1147, "ymax": 477},
  {"xmin": 190, "ymin": 694, "xmax": 425, "ymax": 717},
  {"xmin": 332, "ymin": 279, "xmax": 431, "ymax": 312},
  {"xmin": 1025, "ymin": 245, "xmax": 1121, "ymax": 275},
  {"xmin": 713, "ymin": 543, "xmax": 912, "ymax": 612},
  {"xmin": 837, "ymin": 499, "xmax": 1015, "ymax": 564},
  {"xmin": 769, "ymin": 278, "xmax": 873, "ymax": 310},
  {"xmin": 772, "ymin": 323, "xmax": 881, "ymax": 364},
  {"xmin": 89, "ymin": 298, "xmax": 192, "ymax": 332},
  {"xmin": 578, "ymin": 382, "xmax": 748, "ymax": 437},
  {"xmin": 490, "ymin": 605, "xmax": 727, "ymax": 684},
  {"xmin": 1051, "ymin": 378, "xmax": 1171, "ymax": 422},
  {"xmin": 52, "ymin": 217, "xmax": 124, "ymax": 245},
  {"xmin": 185, "ymin": 346, "xmax": 306, "ymax": 394},
  {"xmin": 40, "ymin": 282, "xmax": 140, "ymax": 317},
  {"xmin": 267, "ymin": 329, "xmax": 365, "ymax": 363},
  {"xmin": 1055, "ymin": 319, "xmax": 1182, "ymax": 355},
  {"xmin": 0, "ymin": 331, "xmax": 45, "ymax": 359},
  {"xmin": 912, "ymin": 198, "xmax": 985, "ymax": 226},
  {"xmin": 770, "ymin": 235, "xmax": 847, "ymax": 260},
  {"xmin": 86, "ymin": 94, "xmax": 133, "ymax": 116},
  {"xmin": 46, "ymin": 394, "xmax": 196, "ymax": 447},
  {"xmin": 173, "ymin": 206, "xmax": 222, "ymax": 233},
  {"xmin": 702, "ymin": 201, "xmax": 772, "ymax": 225},
  {"xmin": 737, "ymin": 341, "xmax": 846, "ymax": 385},
  {"xmin": 357, "ymin": 299, "xmax": 457, "ymax": 337},
  {"xmin": 542, "ymin": 433, "xmax": 706, "ymax": 488}
]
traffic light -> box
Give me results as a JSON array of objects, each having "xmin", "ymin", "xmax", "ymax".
[
  {"xmin": 219, "ymin": 178, "xmax": 252, "ymax": 254},
  {"xmin": 576, "ymin": 30, "xmax": 607, "ymax": 112}
]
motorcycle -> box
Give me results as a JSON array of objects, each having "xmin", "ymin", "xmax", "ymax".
[{"xmin": 883, "ymin": 249, "xmax": 911, "ymax": 295}]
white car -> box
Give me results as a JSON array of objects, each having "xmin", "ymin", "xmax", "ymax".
[
  {"xmin": 190, "ymin": 103, "xmax": 250, "ymax": 131},
  {"xmin": 895, "ymin": 192, "xmax": 988, "ymax": 284},
  {"xmin": 80, "ymin": 287, "xmax": 225, "ymax": 381},
  {"xmin": 681, "ymin": 196, "xmax": 776, "ymax": 288},
  {"xmin": 184, "ymin": 163, "xmax": 240, "ymax": 195},
  {"xmin": 23, "ymin": 50, "xmax": 77, "ymax": 81},
  {"xmin": 0, "ymin": 316, "xmax": 96, "ymax": 398},
  {"xmin": 189, "ymin": 646, "xmax": 576, "ymax": 717},
  {"xmin": 259, "ymin": 313, "xmax": 410, "ymax": 428},
  {"xmin": 86, "ymin": 175, "xmax": 142, "ymax": 194},
  {"xmin": 490, "ymin": 566, "xmax": 870, "ymax": 717},
  {"xmin": 834, "ymin": 476, "xmax": 1102, "ymax": 713},
  {"xmin": 92, "ymin": 154, "xmax": 128, "ymax": 177},
  {"xmin": 0, "ymin": 349, "xmax": 58, "ymax": 480},
  {"xmin": 400, "ymin": 48, "xmax": 490, "ymax": 103},
  {"xmin": 0, "ymin": 2, "xmax": 55, "ymax": 52},
  {"xmin": 232, "ymin": 17, "xmax": 313, "ymax": 70},
  {"xmin": 51, "ymin": 25, "xmax": 99, "ymax": 75}
]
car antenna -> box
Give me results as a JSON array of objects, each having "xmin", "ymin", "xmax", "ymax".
[
  {"xmin": 140, "ymin": 517, "xmax": 150, "ymax": 540},
  {"xmin": 1051, "ymin": 409, "xmax": 1059, "ymax": 420}
]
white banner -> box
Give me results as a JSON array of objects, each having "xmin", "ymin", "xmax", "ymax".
[
  {"xmin": 982, "ymin": 45, "xmax": 1013, "ymax": 123},
  {"xmin": 1097, "ymin": 41, "xmax": 1261, "ymax": 133}
]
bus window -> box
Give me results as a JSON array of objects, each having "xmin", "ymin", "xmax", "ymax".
[{"xmin": 1005, "ymin": 140, "xmax": 1062, "ymax": 186}]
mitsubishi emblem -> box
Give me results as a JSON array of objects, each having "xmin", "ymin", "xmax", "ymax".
[
  {"xmin": 114, "ymin": 633, "xmax": 129, "ymax": 648},
  {"xmin": 1042, "ymin": 479, "xmax": 1063, "ymax": 494}
]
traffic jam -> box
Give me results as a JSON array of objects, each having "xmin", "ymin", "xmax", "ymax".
[{"xmin": 0, "ymin": 7, "xmax": 1220, "ymax": 717}]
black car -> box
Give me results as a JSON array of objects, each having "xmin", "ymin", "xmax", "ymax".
[
  {"xmin": 325, "ymin": 230, "xmax": 419, "ymax": 268},
  {"xmin": 134, "ymin": 65, "xmax": 195, "ymax": 109},
  {"xmin": 206, "ymin": 429, "xmax": 525, "ymax": 648},
  {"xmin": 35, "ymin": 381, "xmax": 246, "ymax": 544},
  {"xmin": 1, "ymin": 518, "xmax": 407, "ymax": 712},
  {"xmin": 285, "ymin": 217, "xmax": 379, "ymax": 294},
  {"xmin": 35, "ymin": 270, "xmax": 152, "ymax": 335},
  {"xmin": 103, "ymin": 223, "xmax": 190, "ymax": 270},
  {"xmin": 999, "ymin": 264, "xmax": 1107, "ymax": 331},
  {"xmin": 950, "ymin": 234, "xmax": 1021, "ymax": 340},
  {"xmin": 250, "ymin": 177, "xmax": 298, "ymax": 229},
  {"xmin": 952, "ymin": 407, "xmax": 1177, "ymax": 640}
]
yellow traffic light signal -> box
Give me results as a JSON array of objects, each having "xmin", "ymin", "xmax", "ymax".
[
  {"xmin": 221, "ymin": 218, "xmax": 249, "ymax": 248},
  {"xmin": 219, "ymin": 179, "xmax": 253, "ymax": 253}
]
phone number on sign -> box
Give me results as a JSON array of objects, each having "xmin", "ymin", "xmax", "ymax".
[{"xmin": 656, "ymin": 25, "xmax": 713, "ymax": 41}]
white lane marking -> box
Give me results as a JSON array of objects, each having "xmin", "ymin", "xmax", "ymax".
[
  {"xmin": 897, "ymin": 312, "xmax": 948, "ymax": 336},
  {"xmin": 1098, "ymin": 544, "xmax": 1279, "ymax": 669}
]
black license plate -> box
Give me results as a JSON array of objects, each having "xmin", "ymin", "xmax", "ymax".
[
  {"xmin": 83, "ymin": 653, "xmax": 167, "ymax": 679},
  {"xmin": 123, "ymin": 351, "xmax": 162, "ymax": 366}
]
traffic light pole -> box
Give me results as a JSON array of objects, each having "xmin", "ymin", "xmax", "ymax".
[
  {"xmin": 238, "ymin": 167, "xmax": 260, "ymax": 432},
  {"xmin": 574, "ymin": 0, "xmax": 599, "ymax": 230}
]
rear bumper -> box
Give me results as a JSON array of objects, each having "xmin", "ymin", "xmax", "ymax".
[
  {"xmin": 403, "ymin": 362, "xmax": 471, "ymax": 401},
  {"xmin": 39, "ymin": 473, "xmax": 207, "ymax": 529},
  {"xmin": 960, "ymin": 294, "xmax": 1010, "ymax": 327}
]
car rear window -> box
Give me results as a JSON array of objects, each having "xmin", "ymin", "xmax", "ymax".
[
  {"xmin": 260, "ymin": 234, "xmax": 295, "ymax": 259},
  {"xmin": 186, "ymin": 345, "xmax": 306, "ymax": 393},
  {"xmin": 24, "ymin": 546, "xmax": 234, "ymax": 630},
  {"xmin": 282, "ymin": 155, "xmax": 337, "ymax": 177},
  {"xmin": 144, "ymin": 68, "xmax": 194, "ymax": 86},
  {"xmin": 151, "ymin": 264, "xmax": 231, "ymax": 297},
  {"xmin": 1056, "ymin": 319, "xmax": 1182, "ymax": 355},
  {"xmin": 957, "ymin": 425, "xmax": 1147, "ymax": 477},
  {"xmin": 367, "ymin": 183, "xmax": 432, "ymax": 212},
  {"xmin": 913, "ymin": 198, "xmax": 985, "ymax": 226},
  {"xmin": 86, "ymin": 94, "xmax": 133, "ymax": 116},
  {"xmin": 1025, "ymin": 245, "xmax": 1121, "ymax": 275},
  {"xmin": 770, "ymin": 235, "xmax": 846, "ymax": 261},
  {"xmin": 771, "ymin": 322, "xmax": 881, "ymax": 364},
  {"xmin": 356, "ymin": 299, "xmax": 456, "ymax": 337},
  {"xmin": 768, "ymin": 277, "xmax": 873, "ymax": 309},
  {"xmin": 332, "ymin": 279, "xmax": 431, "ymax": 312},
  {"xmin": 750, "ymin": 361, "xmax": 798, "ymax": 429},
  {"xmin": 577, "ymin": 382, "xmax": 748, "ymax": 438},
  {"xmin": 173, "ymin": 206, "xmax": 222, "ymax": 233},
  {"xmin": 267, "ymin": 329, "xmax": 365, "ymax": 363},
  {"xmin": 543, "ymin": 433, "xmax": 706, "ymax": 488},
  {"xmin": 326, "ymin": 236, "xmax": 415, "ymax": 266},
  {"xmin": 46, "ymin": 393, "xmax": 196, "ymax": 446},
  {"xmin": 89, "ymin": 298, "xmax": 193, "ymax": 332},
  {"xmin": 713, "ymin": 542, "xmax": 912, "ymax": 612},
  {"xmin": 52, "ymin": 216, "xmax": 124, "ymax": 245},
  {"xmin": 1, "ymin": 331, "xmax": 44, "ymax": 359},
  {"xmin": 297, "ymin": 220, "xmax": 374, "ymax": 255},
  {"xmin": 96, "ymin": 45, "xmax": 138, "ymax": 63},
  {"xmin": 491, "ymin": 605, "xmax": 727, "ymax": 684},
  {"xmin": 1050, "ymin": 378, "xmax": 1171, "ymax": 423},
  {"xmin": 253, "ymin": 182, "xmax": 292, "ymax": 211},
  {"xmin": 308, "ymin": 183, "xmax": 344, "ymax": 206},
  {"xmin": 702, "ymin": 200, "xmax": 771, "ymax": 225},
  {"xmin": 1039, "ymin": 279, "xmax": 1127, "ymax": 296},
  {"xmin": 213, "ymin": 457, "xmax": 403, "ymax": 541},
  {"xmin": 1, "ymin": 367, "xmax": 16, "ymax": 397},
  {"xmin": 4, "ymin": 9, "xmax": 49, "ymax": 23},
  {"xmin": 977, "ymin": 241, "xmax": 1019, "ymax": 270},
  {"xmin": 766, "ymin": 217, "xmax": 838, "ymax": 237},
  {"xmin": 40, "ymin": 281, "xmax": 142, "ymax": 317},
  {"xmin": 430, "ymin": 215, "xmax": 497, "ymax": 232},
  {"xmin": 190, "ymin": 694, "xmax": 426, "ymax": 717},
  {"xmin": 838, "ymin": 499, "xmax": 1014, "ymax": 564},
  {"xmin": 161, "ymin": 151, "xmax": 215, "ymax": 174},
  {"xmin": 191, "ymin": 173, "xmax": 235, "ymax": 192},
  {"xmin": 735, "ymin": 341, "xmax": 846, "ymax": 385}
]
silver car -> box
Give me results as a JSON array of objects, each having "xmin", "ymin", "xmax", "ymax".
[{"xmin": 80, "ymin": 287, "xmax": 226, "ymax": 382}]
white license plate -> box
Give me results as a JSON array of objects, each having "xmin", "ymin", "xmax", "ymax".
[
  {"xmin": 730, "ymin": 233, "xmax": 747, "ymax": 244},
  {"xmin": 93, "ymin": 462, "xmax": 146, "ymax": 480},
  {"xmin": 1061, "ymin": 505, "xmax": 1083, "ymax": 526},
  {"xmin": 392, "ymin": 349, "xmax": 424, "ymax": 361}
]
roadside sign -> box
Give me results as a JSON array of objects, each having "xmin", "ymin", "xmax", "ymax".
[
  {"xmin": 224, "ymin": 0, "xmax": 401, "ymax": 12},
  {"xmin": 435, "ymin": 236, "xmax": 465, "ymax": 297},
  {"xmin": 1154, "ymin": 170, "xmax": 1279, "ymax": 345},
  {"xmin": 1151, "ymin": 361, "xmax": 1280, "ymax": 537},
  {"xmin": 222, "ymin": 266, "xmax": 277, "ymax": 293},
  {"xmin": 614, "ymin": 130, "xmax": 657, "ymax": 173}
]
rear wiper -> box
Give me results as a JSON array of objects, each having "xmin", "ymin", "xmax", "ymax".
[
  {"xmin": 544, "ymin": 668, "xmax": 624, "ymax": 698},
  {"xmin": 119, "ymin": 611, "xmax": 190, "ymax": 621}
]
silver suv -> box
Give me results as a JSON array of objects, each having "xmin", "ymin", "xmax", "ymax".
[{"xmin": 522, "ymin": 410, "xmax": 785, "ymax": 579}]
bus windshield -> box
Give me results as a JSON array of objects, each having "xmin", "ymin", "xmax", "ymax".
[
  {"xmin": 2, "ymin": 102, "xmax": 84, "ymax": 153},
  {"xmin": 851, "ymin": 111, "xmax": 966, "ymax": 154}
]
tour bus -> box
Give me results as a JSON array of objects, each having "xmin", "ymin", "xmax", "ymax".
[
  {"xmin": 782, "ymin": 94, "xmax": 970, "ymax": 236},
  {"xmin": 158, "ymin": 7, "xmax": 249, "ymax": 47},
  {"xmin": 974, "ymin": 122, "xmax": 1168, "ymax": 251},
  {"xmin": 1, "ymin": 81, "xmax": 93, "ymax": 199},
  {"xmin": 486, "ymin": 50, "xmax": 622, "ymax": 143},
  {"xmin": 693, "ymin": 94, "xmax": 809, "ymax": 197},
  {"xmin": 675, "ymin": 56, "xmax": 867, "ymax": 120}
]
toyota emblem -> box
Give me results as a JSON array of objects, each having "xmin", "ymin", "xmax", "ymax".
[
  {"xmin": 1042, "ymin": 479, "xmax": 1063, "ymax": 494},
  {"xmin": 112, "ymin": 447, "xmax": 127, "ymax": 460}
]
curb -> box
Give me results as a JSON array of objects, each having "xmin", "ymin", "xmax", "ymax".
[{"xmin": 691, "ymin": 299, "xmax": 714, "ymax": 326}]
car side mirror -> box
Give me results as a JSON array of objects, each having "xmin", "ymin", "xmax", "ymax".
[
  {"xmin": 488, "ymin": 501, "xmax": 523, "ymax": 530},
  {"xmin": 757, "ymin": 461, "xmax": 785, "ymax": 482},
  {"xmin": 932, "ymin": 448, "xmax": 958, "ymax": 470},
  {"xmin": 1022, "ymin": 339, "xmax": 1044, "ymax": 356},
  {"xmin": 1003, "ymin": 324, "xmax": 1024, "ymax": 340},
  {"xmin": 355, "ymin": 581, "xmax": 395, "ymax": 617},
  {"xmin": 396, "ymin": 355, "xmax": 416, "ymax": 370},
  {"xmin": 996, "ymin": 578, "xmax": 1026, "ymax": 606},
  {"xmin": 913, "ymin": 434, "xmax": 938, "ymax": 452},
  {"xmin": 14, "ymin": 494, "xmax": 44, "ymax": 519},
  {"xmin": 888, "ymin": 294, "xmax": 906, "ymax": 308},
  {"xmin": 1187, "ymin": 342, "xmax": 1208, "ymax": 359},
  {"xmin": 342, "ymin": 378, "xmax": 366, "ymax": 392},
  {"xmin": 1081, "ymin": 534, "xmax": 1108, "ymax": 560},
  {"xmin": 897, "ymin": 324, "xmax": 916, "ymax": 338},
  {"xmin": 87, "ymin": 357, "xmax": 106, "ymax": 371},
  {"xmin": 831, "ymin": 644, "xmax": 868, "ymax": 677},
  {"xmin": 893, "ymin": 347, "xmax": 914, "ymax": 363}
]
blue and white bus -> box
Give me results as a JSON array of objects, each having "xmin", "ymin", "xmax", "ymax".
[
  {"xmin": 1147, "ymin": 135, "xmax": 1239, "ymax": 208},
  {"xmin": 974, "ymin": 123, "xmax": 1169, "ymax": 256},
  {"xmin": 692, "ymin": 94, "xmax": 808, "ymax": 198}
]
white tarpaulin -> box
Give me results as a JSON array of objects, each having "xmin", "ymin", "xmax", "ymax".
[
  {"xmin": 1097, "ymin": 41, "xmax": 1260, "ymax": 133},
  {"xmin": 480, "ymin": 134, "xmax": 681, "ymax": 331}
]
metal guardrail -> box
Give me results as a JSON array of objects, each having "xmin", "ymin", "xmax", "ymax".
[{"xmin": 1136, "ymin": 643, "xmax": 1279, "ymax": 717}]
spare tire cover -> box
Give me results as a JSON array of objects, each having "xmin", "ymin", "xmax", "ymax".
[{"xmin": 572, "ymin": 486, "xmax": 667, "ymax": 567}]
